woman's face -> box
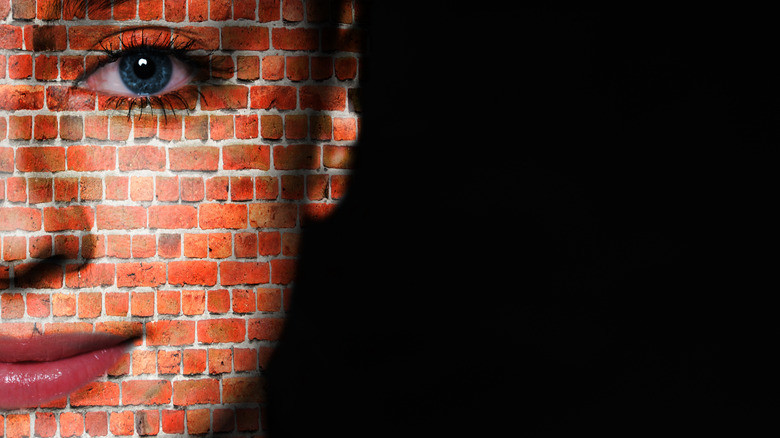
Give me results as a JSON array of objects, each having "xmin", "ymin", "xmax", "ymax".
[{"xmin": 0, "ymin": 0, "xmax": 360, "ymax": 434}]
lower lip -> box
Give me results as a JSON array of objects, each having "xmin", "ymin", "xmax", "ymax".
[{"xmin": 0, "ymin": 342, "xmax": 129, "ymax": 409}]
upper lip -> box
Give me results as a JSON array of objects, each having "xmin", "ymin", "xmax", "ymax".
[{"xmin": 0, "ymin": 327, "xmax": 140, "ymax": 363}]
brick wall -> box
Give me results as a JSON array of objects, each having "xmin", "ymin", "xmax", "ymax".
[{"xmin": 0, "ymin": 0, "xmax": 362, "ymax": 436}]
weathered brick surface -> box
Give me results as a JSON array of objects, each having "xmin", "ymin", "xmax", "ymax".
[{"xmin": 0, "ymin": 0, "xmax": 362, "ymax": 435}]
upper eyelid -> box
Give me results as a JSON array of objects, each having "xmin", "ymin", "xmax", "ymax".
[{"xmin": 86, "ymin": 26, "xmax": 205, "ymax": 52}]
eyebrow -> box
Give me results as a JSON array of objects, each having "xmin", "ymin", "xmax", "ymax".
[{"xmin": 59, "ymin": 0, "xmax": 137, "ymax": 17}]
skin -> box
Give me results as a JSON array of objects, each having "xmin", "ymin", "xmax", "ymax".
[{"xmin": 0, "ymin": 0, "xmax": 360, "ymax": 434}]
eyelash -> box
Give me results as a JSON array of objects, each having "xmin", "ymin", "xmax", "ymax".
[{"xmin": 75, "ymin": 31, "xmax": 232, "ymax": 118}]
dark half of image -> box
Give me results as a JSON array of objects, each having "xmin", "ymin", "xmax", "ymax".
[{"xmin": 265, "ymin": 5, "xmax": 778, "ymax": 437}]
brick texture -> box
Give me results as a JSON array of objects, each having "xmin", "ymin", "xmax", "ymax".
[{"xmin": 0, "ymin": 1, "xmax": 362, "ymax": 435}]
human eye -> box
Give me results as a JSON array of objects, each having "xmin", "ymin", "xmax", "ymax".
[{"xmin": 75, "ymin": 27, "xmax": 217, "ymax": 115}]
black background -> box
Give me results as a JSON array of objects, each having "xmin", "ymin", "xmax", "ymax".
[{"xmin": 266, "ymin": 6, "xmax": 777, "ymax": 436}]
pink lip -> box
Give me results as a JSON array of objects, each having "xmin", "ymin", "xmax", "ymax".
[{"xmin": 0, "ymin": 333, "xmax": 131, "ymax": 409}]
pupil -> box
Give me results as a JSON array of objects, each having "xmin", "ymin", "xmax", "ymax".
[{"xmin": 134, "ymin": 58, "xmax": 155, "ymax": 79}]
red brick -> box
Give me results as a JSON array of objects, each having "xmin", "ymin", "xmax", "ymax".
[
  {"xmin": 237, "ymin": 55, "xmax": 260, "ymax": 81},
  {"xmin": 8, "ymin": 115, "xmax": 31, "ymax": 140},
  {"xmin": 34, "ymin": 54, "xmax": 58, "ymax": 81},
  {"xmin": 59, "ymin": 56, "xmax": 84, "ymax": 81},
  {"xmin": 158, "ymin": 233, "xmax": 181, "ymax": 258},
  {"xmin": 105, "ymin": 292, "xmax": 129, "ymax": 316},
  {"xmin": 183, "ymin": 233, "xmax": 207, "ymax": 258},
  {"xmin": 283, "ymin": 113, "xmax": 308, "ymax": 138},
  {"xmin": 222, "ymin": 26, "xmax": 269, "ymax": 50},
  {"xmin": 307, "ymin": 174, "xmax": 329, "ymax": 200},
  {"xmin": 222, "ymin": 376, "xmax": 264, "ymax": 403},
  {"xmin": 256, "ymin": 287, "xmax": 282, "ymax": 312},
  {"xmin": 300, "ymin": 85, "xmax": 346, "ymax": 110},
  {"xmin": 116, "ymin": 262, "xmax": 166, "ymax": 287},
  {"xmin": 286, "ymin": 55, "xmax": 309, "ymax": 81},
  {"xmin": 255, "ymin": 176, "xmax": 279, "ymax": 200},
  {"xmin": 248, "ymin": 202, "xmax": 297, "ymax": 228},
  {"xmin": 234, "ymin": 232, "xmax": 258, "ymax": 258},
  {"xmin": 135, "ymin": 410, "xmax": 159, "ymax": 436},
  {"xmin": 272, "ymin": 258, "xmax": 297, "ymax": 284},
  {"xmin": 0, "ymin": 84, "xmax": 44, "ymax": 110},
  {"xmin": 52, "ymin": 293, "xmax": 77, "ymax": 316},
  {"xmin": 197, "ymin": 318, "xmax": 246, "ymax": 343},
  {"xmin": 272, "ymin": 28, "xmax": 319, "ymax": 50},
  {"xmin": 273, "ymin": 144, "xmax": 320, "ymax": 170},
  {"xmin": 257, "ymin": 0, "xmax": 280, "ymax": 21},
  {"xmin": 1, "ymin": 293, "xmax": 24, "ymax": 319},
  {"xmin": 161, "ymin": 410, "xmax": 185, "ymax": 434},
  {"xmin": 158, "ymin": 114, "xmax": 182, "ymax": 141},
  {"xmin": 65, "ymin": 263, "xmax": 114, "ymax": 289},
  {"xmin": 70, "ymin": 381, "xmax": 120, "ymax": 406},
  {"xmin": 54, "ymin": 235, "xmax": 79, "ymax": 259},
  {"xmin": 282, "ymin": 0, "xmax": 303, "ymax": 21},
  {"xmin": 333, "ymin": 117, "xmax": 357, "ymax": 140},
  {"xmin": 79, "ymin": 176, "xmax": 102, "ymax": 201},
  {"xmin": 43, "ymin": 205, "xmax": 94, "ymax": 232},
  {"xmin": 122, "ymin": 380, "xmax": 172, "ymax": 405},
  {"xmin": 146, "ymin": 320, "xmax": 196, "ymax": 346},
  {"xmin": 46, "ymin": 85, "xmax": 95, "ymax": 111},
  {"xmin": 0, "ymin": 206, "xmax": 42, "ymax": 231},
  {"xmin": 131, "ymin": 291, "xmax": 155, "ymax": 317},
  {"xmin": 172, "ymin": 378, "xmax": 220, "ymax": 405},
  {"xmin": 311, "ymin": 56, "xmax": 333, "ymax": 80},
  {"xmin": 138, "ymin": 0, "xmax": 163, "ymax": 20},
  {"xmin": 35, "ymin": 412, "xmax": 56, "ymax": 438},
  {"xmin": 109, "ymin": 115, "xmax": 131, "ymax": 141},
  {"xmin": 118, "ymin": 145, "xmax": 165, "ymax": 171},
  {"xmin": 130, "ymin": 176, "xmax": 154, "ymax": 201},
  {"xmin": 158, "ymin": 350, "xmax": 181, "ymax": 374},
  {"xmin": 0, "ymin": 24, "xmax": 23, "ymax": 49},
  {"xmin": 0, "ymin": 147, "xmax": 13, "ymax": 172},
  {"xmin": 235, "ymin": 114, "xmax": 259, "ymax": 139},
  {"xmin": 85, "ymin": 411, "xmax": 108, "ymax": 437},
  {"xmin": 169, "ymin": 146, "xmax": 218, "ymax": 171},
  {"xmin": 232, "ymin": 288, "xmax": 256, "ymax": 313},
  {"xmin": 335, "ymin": 56, "xmax": 358, "ymax": 80},
  {"xmin": 250, "ymin": 85, "xmax": 296, "ymax": 110},
  {"xmin": 324, "ymin": 144, "xmax": 356, "ymax": 168},
  {"xmin": 16, "ymin": 146, "xmax": 65, "ymax": 172},
  {"xmin": 182, "ymin": 348, "xmax": 207, "ymax": 374},
  {"xmin": 261, "ymin": 55, "xmax": 284, "ymax": 80},
  {"xmin": 209, "ymin": 114, "xmax": 234, "ymax": 139},
  {"xmin": 25, "ymin": 293, "xmax": 51, "ymax": 317},
  {"xmin": 84, "ymin": 114, "xmax": 108, "ymax": 140},
  {"xmin": 249, "ymin": 317, "xmax": 285, "ymax": 341},
  {"xmin": 213, "ymin": 407, "xmax": 235, "ymax": 432},
  {"xmin": 148, "ymin": 205, "xmax": 197, "ymax": 229},
  {"xmin": 60, "ymin": 412, "xmax": 84, "ymax": 437},
  {"xmin": 260, "ymin": 114, "xmax": 283, "ymax": 139},
  {"xmin": 168, "ymin": 260, "xmax": 218, "ymax": 286},
  {"xmin": 199, "ymin": 203, "xmax": 247, "ymax": 229},
  {"xmin": 206, "ymin": 289, "xmax": 230, "ymax": 314},
  {"xmin": 223, "ymin": 144, "xmax": 270, "ymax": 170},
  {"xmin": 109, "ymin": 411, "xmax": 133, "ymax": 436},
  {"xmin": 234, "ymin": 347, "xmax": 258, "ymax": 372},
  {"xmin": 67, "ymin": 145, "xmax": 115, "ymax": 171},
  {"xmin": 281, "ymin": 174, "xmax": 304, "ymax": 200},
  {"xmin": 310, "ymin": 114, "xmax": 332, "ymax": 140},
  {"xmin": 157, "ymin": 290, "xmax": 181, "ymax": 315},
  {"xmin": 219, "ymin": 261, "xmax": 270, "ymax": 286},
  {"xmin": 8, "ymin": 54, "xmax": 32, "ymax": 79},
  {"xmin": 96, "ymin": 205, "xmax": 146, "ymax": 230},
  {"xmin": 182, "ymin": 289, "xmax": 206, "ymax": 315},
  {"xmin": 105, "ymin": 175, "xmax": 128, "ymax": 200},
  {"xmin": 107, "ymin": 234, "xmax": 131, "ymax": 258},
  {"xmin": 81, "ymin": 234, "xmax": 105, "ymax": 259},
  {"xmin": 236, "ymin": 407, "xmax": 260, "ymax": 431},
  {"xmin": 186, "ymin": 409, "xmax": 210, "ymax": 435},
  {"xmin": 206, "ymin": 176, "xmax": 229, "ymax": 200},
  {"xmin": 201, "ymin": 85, "xmax": 247, "ymax": 110},
  {"xmin": 27, "ymin": 177, "xmax": 52, "ymax": 204},
  {"xmin": 208, "ymin": 348, "xmax": 233, "ymax": 374}
]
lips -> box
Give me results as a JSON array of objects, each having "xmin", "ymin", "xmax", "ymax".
[{"xmin": 0, "ymin": 332, "xmax": 134, "ymax": 409}]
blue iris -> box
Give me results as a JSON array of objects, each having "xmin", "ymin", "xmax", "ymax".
[{"xmin": 118, "ymin": 52, "xmax": 172, "ymax": 96}]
